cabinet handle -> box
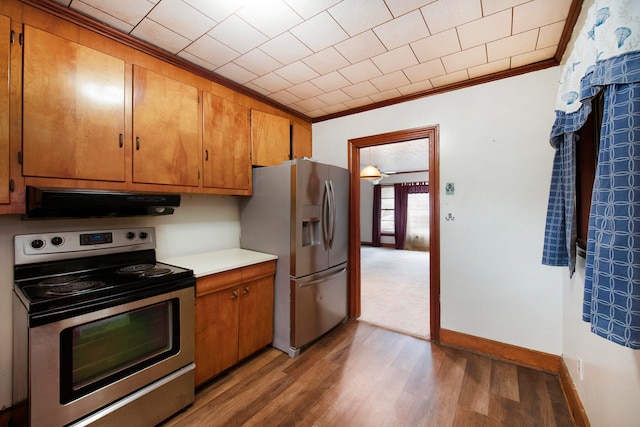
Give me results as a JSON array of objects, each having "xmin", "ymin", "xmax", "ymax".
[
  {"xmin": 230, "ymin": 290, "xmax": 238, "ymax": 300},
  {"xmin": 205, "ymin": 149, "xmax": 209, "ymax": 161},
  {"xmin": 119, "ymin": 133, "xmax": 124, "ymax": 148},
  {"xmin": 136, "ymin": 136, "xmax": 140, "ymax": 150},
  {"xmin": 242, "ymin": 286, "xmax": 249, "ymax": 295}
]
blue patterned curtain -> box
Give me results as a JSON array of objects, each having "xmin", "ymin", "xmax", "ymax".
[{"xmin": 542, "ymin": 1, "xmax": 640, "ymax": 349}]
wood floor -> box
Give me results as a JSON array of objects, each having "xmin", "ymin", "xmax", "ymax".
[{"xmin": 162, "ymin": 320, "xmax": 574, "ymax": 427}]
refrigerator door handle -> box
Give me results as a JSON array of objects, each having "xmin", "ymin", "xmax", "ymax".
[
  {"xmin": 322, "ymin": 180, "xmax": 331, "ymax": 249},
  {"xmin": 328, "ymin": 180, "xmax": 336, "ymax": 248},
  {"xmin": 297, "ymin": 267, "xmax": 348, "ymax": 288}
]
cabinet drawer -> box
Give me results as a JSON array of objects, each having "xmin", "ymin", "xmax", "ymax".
[
  {"xmin": 196, "ymin": 268, "xmax": 241, "ymax": 297},
  {"xmin": 241, "ymin": 260, "xmax": 276, "ymax": 282}
]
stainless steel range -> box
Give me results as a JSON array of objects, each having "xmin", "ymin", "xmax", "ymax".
[{"xmin": 12, "ymin": 227, "xmax": 195, "ymax": 427}]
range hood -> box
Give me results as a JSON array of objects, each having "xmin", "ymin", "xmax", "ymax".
[{"xmin": 24, "ymin": 186, "xmax": 181, "ymax": 219}]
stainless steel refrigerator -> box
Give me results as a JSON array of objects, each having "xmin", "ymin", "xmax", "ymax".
[{"xmin": 240, "ymin": 159, "xmax": 349, "ymax": 357}]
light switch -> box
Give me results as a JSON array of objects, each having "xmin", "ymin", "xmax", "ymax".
[{"xmin": 445, "ymin": 182, "xmax": 455, "ymax": 195}]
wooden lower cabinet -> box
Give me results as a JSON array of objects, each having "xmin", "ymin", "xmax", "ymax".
[{"xmin": 194, "ymin": 261, "xmax": 275, "ymax": 386}]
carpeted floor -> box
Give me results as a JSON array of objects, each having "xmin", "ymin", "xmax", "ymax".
[{"xmin": 358, "ymin": 246, "xmax": 430, "ymax": 339}]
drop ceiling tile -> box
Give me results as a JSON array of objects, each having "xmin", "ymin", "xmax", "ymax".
[
  {"xmin": 283, "ymin": 0, "xmax": 342, "ymax": 19},
  {"xmin": 344, "ymin": 96, "xmax": 374, "ymax": 108},
  {"xmin": 260, "ymin": 32, "xmax": 313, "ymax": 65},
  {"xmin": 513, "ymin": 0, "xmax": 572, "ymax": 34},
  {"xmin": 370, "ymin": 70, "xmax": 411, "ymax": 91},
  {"xmin": 397, "ymin": 78, "xmax": 434, "ymax": 95},
  {"xmin": 374, "ymin": 10, "xmax": 430, "ymax": 50},
  {"xmin": 244, "ymin": 81, "xmax": 271, "ymax": 96},
  {"xmin": 183, "ymin": 34, "xmax": 240, "ymax": 67},
  {"xmin": 403, "ymin": 59, "xmax": 446, "ymax": 82},
  {"xmin": 486, "ymin": 29, "xmax": 538, "ymax": 61},
  {"xmin": 441, "ymin": 45, "xmax": 487, "ymax": 73},
  {"xmin": 269, "ymin": 89, "xmax": 302, "ymax": 105},
  {"xmin": 511, "ymin": 46, "xmax": 556, "ymax": 67},
  {"xmin": 214, "ymin": 62, "xmax": 258, "ymax": 84},
  {"xmin": 457, "ymin": 9, "xmax": 511, "ymax": 49},
  {"xmin": 178, "ymin": 50, "xmax": 216, "ymax": 70},
  {"xmin": 302, "ymin": 48, "xmax": 350, "ymax": 75},
  {"xmin": 537, "ymin": 21, "xmax": 565, "ymax": 49},
  {"xmin": 411, "ymin": 29, "xmax": 460, "ymax": 63},
  {"xmin": 290, "ymin": 11, "xmax": 349, "ymax": 52},
  {"xmin": 131, "ymin": 18, "xmax": 191, "ymax": 53},
  {"xmin": 74, "ymin": 0, "xmax": 155, "ymax": 27},
  {"xmin": 372, "ymin": 45, "xmax": 418, "ymax": 74},
  {"xmin": 234, "ymin": 48, "xmax": 283, "ymax": 76},
  {"xmin": 385, "ymin": 0, "xmax": 437, "ymax": 17},
  {"xmin": 328, "ymin": 0, "xmax": 393, "ymax": 37},
  {"xmin": 148, "ymin": 0, "xmax": 215, "ymax": 40},
  {"xmin": 481, "ymin": 0, "xmax": 529, "ymax": 16},
  {"xmin": 71, "ymin": 1, "xmax": 135, "ymax": 32},
  {"xmin": 286, "ymin": 81, "xmax": 324, "ymax": 99},
  {"xmin": 335, "ymin": 31, "xmax": 387, "ymax": 64},
  {"xmin": 370, "ymin": 88, "xmax": 401, "ymax": 102},
  {"xmin": 467, "ymin": 57, "xmax": 510, "ymax": 78},
  {"xmin": 322, "ymin": 103, "xmax": 350, "ymax": 114},
  {"xmin": 421, "ymin": 0, "xmax": 482, "ymax": 34},
  {"xmin": 311, "ymin": 71, "xmax": 351, "ymax": 92},
  {"xmin": 275, "ymin": 61, "xmax": 320, "ymax": 84},
  {"xmin": 342, "ymin": 80, "xmax": 379, "ymax": 98},
  {"xmin": 207, "ymin": 15, "xmax": 267, "ymax": 53},
  {"xmin": 296, "ymin": 97, "xmax": 328, "ymax": 111},
  {"xmin": 317, "ymin": 89, "xmax": 351, "ymax": 105},
  {"xmin": 182, "ymin": 0, "xmax": 240, "ymax": 22},
  {"xmin": 339, "ymin": 60, "xmax": 383, "ymax": 84},
  {"xmin": 430, "ymin": 69, "xmax": 468, "ymax": 87},
  {"xmin": 252, "ymin": 72, "xmax": 293, "ymax": 92},
  {"xmin": 54, "ymin": 0, "xmax": 71, "ymax": 6},
  {"xmin": 236, "ymin": 0, "xmax": 302, "ymax": 38}
]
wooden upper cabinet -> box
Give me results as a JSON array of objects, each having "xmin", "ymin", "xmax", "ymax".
[
  {"xmin": 202, "ymin": 93, "xmax": 251, "ymax": 191},
  {"xmin": 132, "ymin": 65, "xmax": 200, "ymax": 186},
  {"xmin": 0, "ymin": 14, "xmax": 10, "ymax": 204},
  {"xmin": 251, "ymin": 110, "xmax": 290, "ymax": 167},
  {"xmin": 22, "ymin": 25, "xmax": 126, "ymax": 182},
  {"xmin": 292, "ymin": 121, "xmax": 312, "ymax": 160}
]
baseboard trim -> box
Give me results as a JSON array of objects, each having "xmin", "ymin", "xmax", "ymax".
[
  {"xmin": 559, "ymin": 358, "xmax": 591, "ymax": 427},
  {"xmin": 439, "ymin": 328, "xmax": 561, "ymax": 373},
  {"xmin": 438, "ymin": 329, "xmax": 589, "ymax": 426}
]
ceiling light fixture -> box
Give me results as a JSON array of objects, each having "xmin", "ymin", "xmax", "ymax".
[{"xmin": 360, "ymin": 148, "xmax": 382, "ymax": 181}]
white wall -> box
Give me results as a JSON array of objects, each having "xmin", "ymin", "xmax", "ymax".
[
  {"xmin": 0, "ymin": 194, "xmax": 240, "ymax": 410},
  {"xmin": 313, "ymin": 67, "xmax": 564, "ymax": 355}
]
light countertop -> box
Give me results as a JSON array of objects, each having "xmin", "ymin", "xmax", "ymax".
[{"xmin": 160, "ymin": 248, "xmax": 277, "ymax": 278}]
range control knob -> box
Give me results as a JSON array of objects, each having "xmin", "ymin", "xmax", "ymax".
[
  {"xmin": 31, "ymin": 239, "xmax": 45, "ymax": 249},
  {"xmin": 51, "ymin": 236, "xmax": 63, "ymax": 246},
  {"xmin": 126, "ymin": 232, "xmax": 136, "ymax": 240},
  {"xmin": 139, "ymin": 231, "xmax": 148, "ymax": 240}
]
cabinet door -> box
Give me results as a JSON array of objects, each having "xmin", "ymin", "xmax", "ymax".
[
  {"xmin": 251, "ymin": 110, "xmax": 290, "ymax": 167},
  {"xmin": 202, "ymin": 93, "xmax": 250, "ymax": 191},
  {"xmin": 0, "ymin": 14, "xmax": 9, "ymax": 203},
  {"xmin": 22, "ymin": 26, "xmax": 125, "ymax": 181},
  {"xmin": 132, "ymin": 66, "xmax": 200, "ymax": 186},
  {"xmin": 194, "ymin": 288, "xmax": 239, "ymax": 386},
  {"xmin": 292, "ymin": 121, "xmax": 312, "ymax": 160},
  {"xmin": 238, "ymin": 276, "xmax": 274, "ymax": 360}
]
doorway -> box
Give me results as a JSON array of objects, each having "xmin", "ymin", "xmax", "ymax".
[{"xmin": 347, "ymin": 126, "xmax": 440, "ymax": 340}]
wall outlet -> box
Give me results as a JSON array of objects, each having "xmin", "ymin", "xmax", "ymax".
[
  {"xmin": 445, "ymin": 182, "xmax": 455, "ymax": 195},
  {"xmin": 577, "ymin": 355, "xmax": 584, "ymax": 381}
]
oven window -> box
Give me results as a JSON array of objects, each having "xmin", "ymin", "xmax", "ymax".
[{"xmin": 60, "ymin": 300, "xmax": 180, "ymax": 403}]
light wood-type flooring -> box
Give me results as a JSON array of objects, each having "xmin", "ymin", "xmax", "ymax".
[{"xmin": 162, "ymin": 320, "xmax": 574, "ymax": 427}]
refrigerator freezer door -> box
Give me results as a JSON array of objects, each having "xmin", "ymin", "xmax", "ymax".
[
  {"xmin": 328, "ymin": 165, "xmax": 349, "ymax": 268},
  {"xmin": 291, "ymin": 262, "xmax": 348, "ymax": 350}
]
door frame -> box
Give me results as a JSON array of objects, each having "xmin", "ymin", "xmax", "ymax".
[{"xmin": 347, "ymin": 125, "xmax": 440, "ymax": 340}]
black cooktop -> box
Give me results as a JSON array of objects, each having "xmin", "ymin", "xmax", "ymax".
[{"xmin": 14, "ymin": 250, "xmax": 194, "ymax": 315}]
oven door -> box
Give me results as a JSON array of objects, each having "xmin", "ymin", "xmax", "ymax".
[{"xmin": 28, "ymin": 287, "xmax": 194, "ymax": 427}]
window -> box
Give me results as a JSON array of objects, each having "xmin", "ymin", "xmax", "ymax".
[{"xmin": 380, "ymin": 186, "xmax": 394, "ymax": 234}]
